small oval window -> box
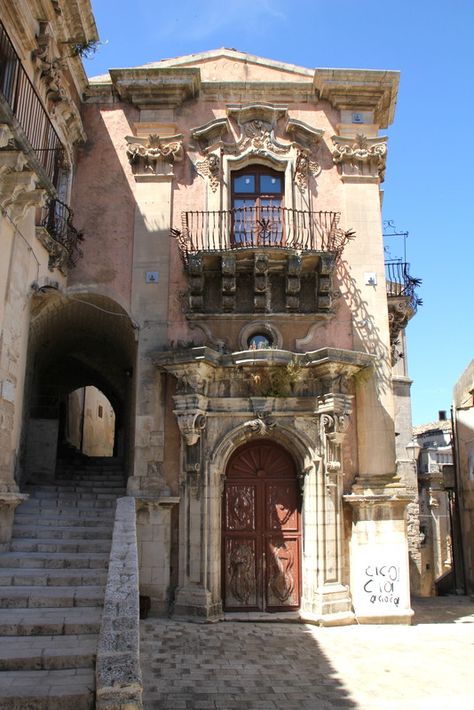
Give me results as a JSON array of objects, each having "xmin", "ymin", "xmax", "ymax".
[{"xmin": 247, "ymin": 333, "xmax": 272, "ymax": 350}]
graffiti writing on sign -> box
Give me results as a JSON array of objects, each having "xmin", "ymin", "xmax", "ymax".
[{"xmin": 363, "ymin": 564, "xmax": 400, "ymax": 607}]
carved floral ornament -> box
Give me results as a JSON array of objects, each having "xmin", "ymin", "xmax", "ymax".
[
  {"xmin": 190, "ymin": 106, "xmax": 323, "ymax": 193},
  {"xmin": 195, "ymin": 153, "xmax": 220, "ymax": 193},
  {"xmin": 125, "ymin": 134, "xmax": 183, "ymax": 171}
]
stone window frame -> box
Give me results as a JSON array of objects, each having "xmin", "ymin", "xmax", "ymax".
[{"xmin": 239, "ymin": 321, "xmax": 283, "ymax": 351}]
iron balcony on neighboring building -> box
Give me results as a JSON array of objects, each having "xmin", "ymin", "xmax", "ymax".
[
  {"xmin": 0, "ymin": 20, "xmax": 82, "ymax": 271},
  {"xmin": 385, "ymin": 260, "xmax": 422, "ymax": 356}
]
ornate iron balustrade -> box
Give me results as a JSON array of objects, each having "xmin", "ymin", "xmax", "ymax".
[
  {"xmin": 174, "ymin": 207, "xmax": 353, "ymax": 260},
  {"xmin": 0, "ymin": 20, "xmax": 63, "ymax": 188},
  {"xmin": 385, "ymin": 260, "xmax": 421, "ymax": 313},
  {"xmin": 41, "ymin": 198, "xmax": 83, "ymax": 267}
]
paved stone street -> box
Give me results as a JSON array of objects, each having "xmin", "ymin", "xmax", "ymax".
[{"xmin": 140, "ymin": 597, "xmax": 474, "ymax": 710}]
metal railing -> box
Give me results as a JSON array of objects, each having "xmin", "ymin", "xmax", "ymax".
[
  {"xmin": 0, "ymin": 20, "xmax": 63, "ymax": 188},
  {"xmin": 41, "ymin": 198, "xmax": 83, "ymax": 266},
  {"xmin": 175, "ymin": 207, "xmax": 348, "ymax": 256},
  {"xmin": 385, "ymin": 260, "xmax": 421, "ymax": 313}
]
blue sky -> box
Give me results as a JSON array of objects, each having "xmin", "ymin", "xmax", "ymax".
[{"xmin": 84, "ymin": 0, "xmax": 474, "ymax": 425}]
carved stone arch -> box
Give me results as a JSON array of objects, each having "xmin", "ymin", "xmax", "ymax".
[{"xmin": 208, "ymin": 419, "xmax": 318, "ymax": 497}]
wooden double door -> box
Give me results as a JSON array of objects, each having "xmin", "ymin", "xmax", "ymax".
[{"xmin": 222, "ymin": 440, "xmax": 301, "ymax": 612}]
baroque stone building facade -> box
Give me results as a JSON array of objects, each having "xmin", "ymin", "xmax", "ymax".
[{"xmin": 1, "ymin": 15, "xmax": 422, "ymax": 625}]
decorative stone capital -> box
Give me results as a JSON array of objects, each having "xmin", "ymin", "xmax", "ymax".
[
  {"xmin": 125, "ymin": 133, "xmax": 183, "ymax": 172},
  {"xmin": 173, "ymin": 394, "xmax": 208, "ymax": 446},
  {"xmin": 331, "ymin": 134, "xmax": 387, "ymax": 181}
]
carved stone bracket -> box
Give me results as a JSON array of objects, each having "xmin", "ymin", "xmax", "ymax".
[
  {"xmin": 187, "ymin": 253, "xmax": 204, "ymax": 312},
  {"xmin": 221, "ymin": 254, "xmax": 236, "ymax": 312},
  {"xmin": 125, "ymin": 134, "xmax": 183, "ymax": 172},
  {"xmin": 254, "ymin": 253, "xmax": 269, "ymax": 312},
  {"xmin": 286, "ymin": 254, "xmax": 302, "ymax": 311},
  {"xmin": 332, "ymin": 134, "xmax": 387, "ymax": 181},
  {"xmin": 387, "ymin": 297, "xmax": 413, "ymax": 364}
]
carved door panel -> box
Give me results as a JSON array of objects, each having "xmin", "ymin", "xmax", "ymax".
[{"xmin": 222, "ymin": 441, "xmax": 301, "ymax": 612}]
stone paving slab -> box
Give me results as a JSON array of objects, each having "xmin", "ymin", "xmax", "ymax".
[{"xmin": 140, "ymin": 597, "xmax": 474, "ymax": 710}]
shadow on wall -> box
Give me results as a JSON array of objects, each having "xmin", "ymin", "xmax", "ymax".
[{"xmin": 338, "ymin": 259, "xmax": 392, "ymax": 397}]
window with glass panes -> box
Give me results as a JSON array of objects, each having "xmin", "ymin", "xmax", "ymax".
[{"xmin": 231, "ymin": 166, "xmax": 284, "ymax": 245}]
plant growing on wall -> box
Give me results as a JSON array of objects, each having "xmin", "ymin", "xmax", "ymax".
[{"xmin": 248, "ymin": 360, "xmax": 303, "ymax": 397}]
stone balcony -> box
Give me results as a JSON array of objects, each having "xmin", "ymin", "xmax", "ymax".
[{"xmin": 173, "ymin": 208, "xmax": 354, "ymax": 315}]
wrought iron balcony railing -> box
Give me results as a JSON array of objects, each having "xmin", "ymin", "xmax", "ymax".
[
  {"xmin": 0, "ymin": 20, "xmax": 63, "ymax": 188},
  {"xmin": 41, "ymin": 198, "xmax": 83, "ymax": 267},
  {"xmin": 173, "ymin": 207, "xmax": 354, "ymax": 260},
  {"xmin": 385, "ymin": 260, "xmax": 422, "ymax": 313}
]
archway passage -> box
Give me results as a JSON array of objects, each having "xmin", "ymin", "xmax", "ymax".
[
  {"xmin": 222, "ymin": 440, "xmax": 301, "ymax": 612},
  {"xmin": 23, "ymin": 292, "xmax": 136, "ymax": 481}
]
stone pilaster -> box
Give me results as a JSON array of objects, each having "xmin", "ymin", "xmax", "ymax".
[{"xmin": 344, "ymin": 476, "xmax": 413, "ymax": 624}]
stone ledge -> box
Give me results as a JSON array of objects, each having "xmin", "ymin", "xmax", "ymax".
[{"xmin": 96, "ymin": 497, "xmax": 142, "ymax": 709}]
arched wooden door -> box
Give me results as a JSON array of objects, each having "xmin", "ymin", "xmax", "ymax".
[{"xmin": 222, "ymin": 440, "xmax": 301, "ymax": 612}]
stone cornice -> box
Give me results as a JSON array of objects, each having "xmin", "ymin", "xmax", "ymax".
[
  {"xmin": 313, "ymin": 68, "xmax": 399, "ymax": 128},
  {"xmin": 153, "ymin": 345, "xmax": 374, "ymax": 376},
  {"xmin": 109, "ymin": 67, "xmax": 201, "ymax": 107},
  {"xmin": 202, "ymin": 81, "xmax": 315, "ymax": 103}
]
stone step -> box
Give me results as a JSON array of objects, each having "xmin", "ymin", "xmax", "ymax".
[
  {"xmin": 25, "ymin": 489, "xmax": 121, "ymax": 500},
  {"xmin": 55, "ymin": 470, "xmax": 125, "ymax": 478},
  {"xmin": 0, "ymin": 552, "xmax": 109, "ymax": 570},
  {"xmin": 12, "ymin": 525, "xmax": 113, "ymax": 540},
  {"xmin": 15, "ymin": 511, "xmax": 115, "ymax": 524},
  {"xmin": 10, "ymin": 538, "xmax": 111, "ymax": 553},
  {"xmin": 0, "ymin": 607, "xmax": 102, "ymax": 636},
  {"xmin": 0, "ymin": 568, "xmax": 107, "ymax": 587},
  {"xmin": 0, "ymin": 585, "xmax": 104, "ymax": 609},
  {"xmin": 25, "ymin": 484, "xmax": 126, "ymax": 494},
  {"xmin": 19, "ymin": 498, "xmax": 116, "ymax": 510},
  {"xmin": 0, "ymin": 634, "xmax": 97, "ymax": 671},
  {"xmin": 0, "ymin": 667, "xmax": 95, "ymax": 708}
]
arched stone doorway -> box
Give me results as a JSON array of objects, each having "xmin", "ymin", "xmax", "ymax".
[{"xmin": 222, "ymin": 439, "xmax": 301, "ymax": 612}]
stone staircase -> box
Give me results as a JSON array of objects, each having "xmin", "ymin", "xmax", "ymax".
[{"xmin": 0, "ymin": 457, "xmax": 126, "ymax": 709}]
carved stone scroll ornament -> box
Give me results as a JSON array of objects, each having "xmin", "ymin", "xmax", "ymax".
[
  {"xmin": 316, "ymin": 402, "xmax": 351, "ymax": 493},
  {"xmin": 125, "ymin": 134, "xmax": 183, "ymax": 171},
  {"xmin": 174, "ymin": 410, "xmax": 206, "ymax": 446},
  {"xmin": 244, "ymin": 412, "xmax": 276, "ymax": 436},
  {"xmin": 294, "ymin": 149, "xmax": 321, "ymax": 192},
  {"xmin": 331, "ymin": 134, "xmax": 387, "ymax": 180},
  {"xmin": 195, "ymin": 153, "xmax": 220, "ymax": 192},
  {"xmin": 239, "ymin": 119, "xmax": 289, "ymax": 156}
]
